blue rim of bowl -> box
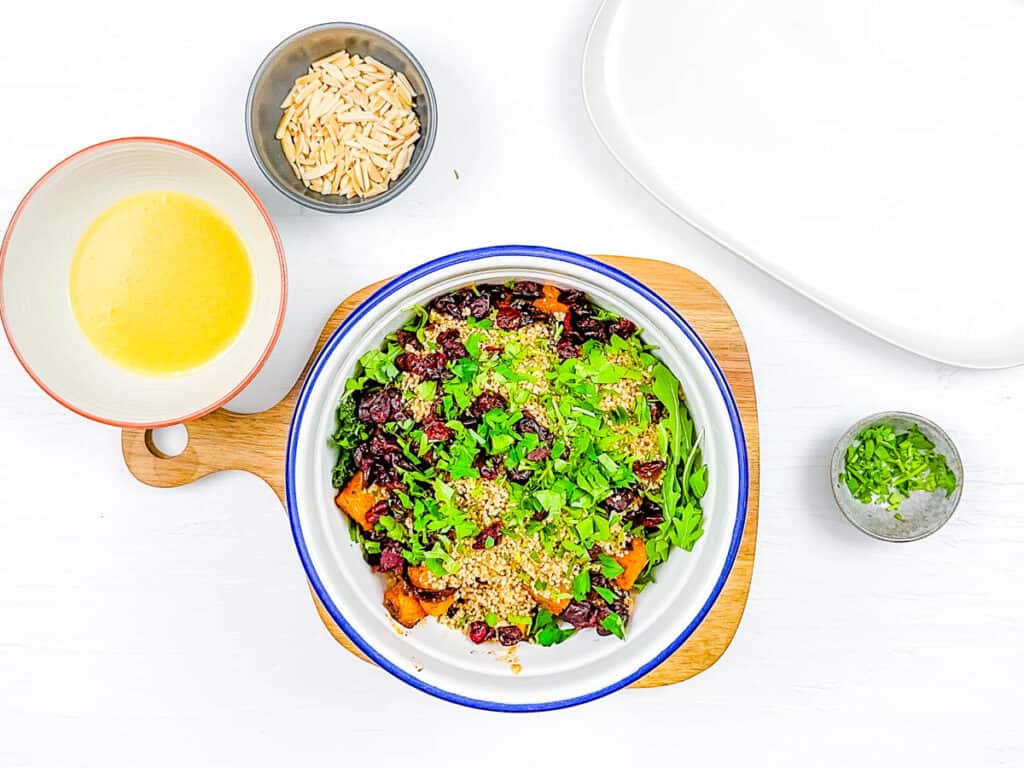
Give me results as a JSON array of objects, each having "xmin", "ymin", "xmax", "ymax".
[
  {"xmin": 285, "ymin": 245, "xmax": 749, "ymax": 711},
  {"xmin": 245, "ymin": 21, "xmax": 437, "ymax": 213}
]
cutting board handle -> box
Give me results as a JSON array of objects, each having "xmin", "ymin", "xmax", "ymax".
[{"xmin": 121, "ymin": 405, "xmax": 289, "ymax": 502}]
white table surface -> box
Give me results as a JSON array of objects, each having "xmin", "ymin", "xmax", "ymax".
[{"xmin": 1, "ymin": 2, "xmax": 1021, "ymax": 766}]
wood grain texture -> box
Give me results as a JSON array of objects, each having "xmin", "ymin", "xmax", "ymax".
[{"xmin": 121, "ymin": 255, "xmax": 759, "ymax": 687}]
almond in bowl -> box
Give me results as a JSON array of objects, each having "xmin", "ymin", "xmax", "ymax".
[{"xmin": 277, "ymin": 49, "xmax": 421, "ymax": 199}]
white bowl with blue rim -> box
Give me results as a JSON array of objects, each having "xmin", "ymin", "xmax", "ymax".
[{"xmin": 287, "ymin": 245, "xmax": 748, "ymax": 710}]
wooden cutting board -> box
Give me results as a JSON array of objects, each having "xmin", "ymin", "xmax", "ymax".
[{"xmin": 121, "ymin": 255, "xmax": 759, "ymax": 688}]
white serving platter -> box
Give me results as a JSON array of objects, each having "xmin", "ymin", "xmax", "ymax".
[{"xmin": 583, "ymin": 0, "xmax": 1024, "ymax": 368}]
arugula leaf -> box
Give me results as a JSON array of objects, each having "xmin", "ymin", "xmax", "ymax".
[
  {"xmin": 328, "ymin": 396, "xmax": 365, "ymax": 487},
  {"xmin": 689, "ymin": 463, "xmax": 708, "ymax": 499}
]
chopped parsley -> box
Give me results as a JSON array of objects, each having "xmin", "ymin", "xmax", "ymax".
[{"xmin": 839, "ymin": 423, "xmax": 957, "ymax": 513}]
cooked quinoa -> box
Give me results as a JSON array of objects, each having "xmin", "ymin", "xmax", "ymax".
[{"xmin": 330, "ymin": 281, "xmax": 708, "ymax": 647}]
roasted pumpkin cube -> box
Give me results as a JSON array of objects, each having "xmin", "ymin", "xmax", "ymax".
[
  {"xmin": 418, "ymin": 593, "xmax": 456, "ymax": 618},
  {"xmin": 407, "ymin": 565, "xmax": 436, "ymax": 590},
  {"xmin": 383, "ymin": 579, "xmax": 426, "ymax": 628},
  {"xmin": 528, "ymin": 583, "xmax": 570, "ymax": 615},
  {"xmin": 334, "ymin": 471, "xmax": 377, "ymax": 531},
  {"xmin": 533, "ymin": 283, "xmax": 569, "ymax": 315},
  {"xmin": 614, "ymin": 538, "xmax": 648, "ymax": 590}
]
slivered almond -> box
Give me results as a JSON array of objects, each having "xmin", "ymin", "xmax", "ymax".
[
  {"xmin": 301, "ymin": 162, "xmax": 336, "ymax": 180},
  {"xmin": 281, "ymin": 134, "xmax": 296, "ymax": 163},
  {"xmin": 336, "ymin": 110, "xmax": 378, "ymax": 123},
  {"xmin": 277, "ymin": 48, "xmax": 421, "ymax": 200}
]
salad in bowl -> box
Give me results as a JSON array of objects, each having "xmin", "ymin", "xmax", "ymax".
[{"xmin": 286, "ymin": 245, "xmax": 746, "ymax": 711}]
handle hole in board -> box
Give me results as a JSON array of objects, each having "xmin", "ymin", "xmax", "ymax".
[{"xmin": 145, "ymin": 424, "xmax": 189, "ymax": 459}]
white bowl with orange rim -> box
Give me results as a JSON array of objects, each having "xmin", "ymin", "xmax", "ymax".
[{"xmin": 0, "ymin": 137, "xmax": 287, "ymax": 428}]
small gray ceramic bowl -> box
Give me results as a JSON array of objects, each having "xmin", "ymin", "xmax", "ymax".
[
  {"xmin": 830, "ymin": 411, "xmax": 963, "ymax": 542},
  {"xmin": 246, "ymin": 22, "xmax": 437, "ymax": 213}
]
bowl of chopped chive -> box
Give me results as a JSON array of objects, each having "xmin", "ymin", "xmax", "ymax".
[{"xmin": 831, "ymin": 412, "xmax": 963, "ymax": 542}]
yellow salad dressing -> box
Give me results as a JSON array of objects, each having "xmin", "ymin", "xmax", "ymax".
[{"xmin": 69, "ymin": 191, "xmax": 253, "ymax": 375}]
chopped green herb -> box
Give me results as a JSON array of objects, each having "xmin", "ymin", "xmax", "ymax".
[
  {"xmin": 840, "ymin": 423, "xmax": 957, "ymax": 513},
  {"xmin": 600, "ymin": 612, "xmax": 625, "ymax": 640},
  {"xmin": 598, "ymin": 553, "xmax": 625, "ymax": 580},
  {"xmin": 572, "ymin": 569, "xmax": 591, "ymax": 601},
  {"xmin": 593, "ymin": 585, "xmax": 616, "ymax": 604}
]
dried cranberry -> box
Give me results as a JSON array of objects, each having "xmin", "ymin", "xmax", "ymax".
[
  {"xmin": 625, "ymin": 498, "xmax": 664, "ymax": 529},
  {"xmin": 354, "ymin": 430, "xmax": 413, "ymax": 488},
  {"xmin": 395, "ymin": 329, "xmax": 421, "ymax": 350},
  {"xmin": 507, "ymin": 467, "xmax": 533, "ymax": 484},
  {"xmin": 479, "ymin": 283, "xmax": 511, "ymax": 305},
  {"xmin": 365, "ymin": 500, "xmax": 389, "ymax": 527},
  {"xmin": 466, "ymin": 293, "xmax": 491, "ymax": 319},
  {"xmin": 589, "ymin": 572, "xmax": 613, "ymax": 591},
  {"xmin": 555, "ymin": 338, "xmax": 579, "ymax": 359},
  {"xmin": 633, "ymin": 460, "xmax": 666, "ymax": 481},
  {"xmin": 470, "ymin": 391, "xmax": 507, "ymax": 417},
  {"xmin": 474, "ymin": 454, "xmax": 501, "ymax": 480},
  {"xmin": 495, "ymin": 304, "xmax": 524, "ymax": 330},
  {"xmin": 568, "ymin": 313, "xmax": 608, "ymax": 343},
  {"xmin": 435, "ymin": 329, "xmax": 467, "ymax": 360},
  {"xmin": 497, "ymin": 625, "xmax": 524, "ymax": 646},
  {"xmin": 558, "ymin": 288, "xmax": 588, "ymax": 306},
  {"xmin": 516, "ymin": 414, "xmax": 552, "ymax": 442},
  {"xmin": 411, "ymin": 585, "xmax": 456, "ymax": 602},
  {"xmin": 647, "ymin": 395, "xmax": 665, "ymax": 422},
  {"xmin": 594, "ymin": 607, "xmax": 613, "ymax": 635},
  {"xmin": 511, "ymin": 296, "xmax": 540, "ymax": 317},
  {"xmin": 431, "ymin": 291, "xmax": 468, "ymax": 318},
  {"xmin": 483, "ymin": 344, "xmax": 504, "ymax": 356},
  {"xmin": 423, "ymin": 420, "xmax": 454, "ymax": 442},
  {"xmin": 526, "ymin": 445, "xmax": 551, "ymax": 462},
  {"xmin": 356, "ymin": 387, "xmax": 405, "ymax": 424},
  {"xmin": 468, "ymin": 621, "xmax": 494, "ymax": 644},
  {"xmin": 376, "ymin": 549, "xmax": 405, "ymax": 572},
  {"xmin": 562, "ymin": 600, "xmax": 598, "ymax": 629},
  {"xmin": 608, "ymin": 317, "xmax": 637, "ymax": 338},
  {"xmin": 395, "ymin": 351, "xmax": 448, "ymax": 381},
  {"xmin": 372, "ymin": 431, "xmax": 401, "ymax": 455},
  {"xmin": 472, "ymin": 522, "xmax": 503, "ymax": 550},
  {"xmin": 511, "ymin": 280, "xmax": 543, "ymax": 298},
  {"xmin": 479, "ymin": 463, "xmax": 499, "ymax": 480},
  {"xmin": 601, "ymin": 487, "xmax": 638, "ymax": 513}
]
